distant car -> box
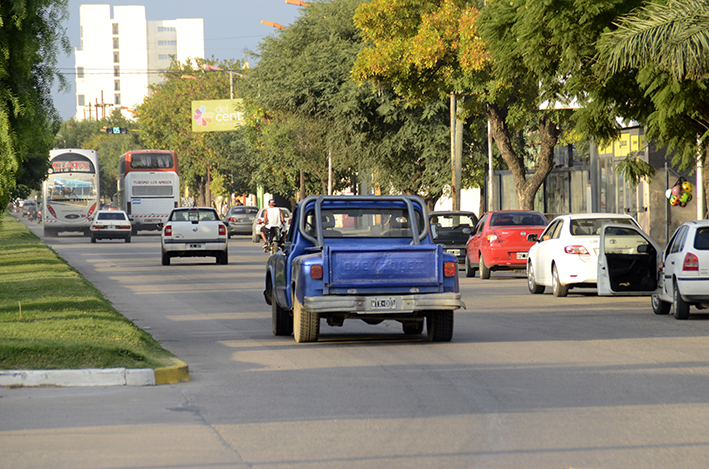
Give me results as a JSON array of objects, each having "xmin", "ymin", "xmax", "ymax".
[
  {"xmin": 161, "ymin": 207, "xmax": 228, "ymax": 265},
  {"xmin": 526, "ymin": 213, "xmax": 641, "ymax": 297},
  {"xmin": 225, "ymin": 205, "xmax": 259, "ymax": 238},
  {"xmin": 252, "ymin": 206, "xmax": 292, "ymax": 243},
  {"xmin": 90, "ymin": 210, "xmax": 132, "ymax": 243},
  {"xmin": 21, "ymin": 199, "xmax": 36, "ymax": 218},
  {"xmin": 652, "ymin": 220, "xmax": 709, "ymax": 319},
  {"xmin": 429, "ymin": 211, "xmax": 479, "ymax": 266},
  {"xmin": 465, "ymin": 210, "xmax": 548, "ymax": 279}
]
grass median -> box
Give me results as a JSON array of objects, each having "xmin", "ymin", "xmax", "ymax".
[{"xmin": 0, "ymin": 212, "xmax": 175, "ymax": 370}]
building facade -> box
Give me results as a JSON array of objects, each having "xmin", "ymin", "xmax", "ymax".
[{"xmin": 74, "ymin": 4, "xmax": 204, "ymax": 120}]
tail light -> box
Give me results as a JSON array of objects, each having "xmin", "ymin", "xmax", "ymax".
[
  {"xmin": 564, "ymin": 245, "xmax": 590, "ymax": 255},
  {"xmin": 486, "ymin": 234, "xmax": 499, "ymax": 242},
  {"xmin": 164, "ymin": 225, "xmax": 172, "ymax": 236},
  {"xmin": 310, "ymin": 264, "xmax": 323, "ymax": 279},
  {"xmin": 444, "ymin": 262, "xmax": 457, "ymax": 277},
  {"xmin": 174, "ymin": 202, "xmax": 178, "ymax": 208},
  {"xmin": 683, "ymin": 252, "xmax": 699, "ymax": 271},
  {"xmin": 257, "ymin": 218, "xmax": 264, "ymax": 224},
  {"xmin": 47, "ymin": 204, "xmax": 56, "ymax": 218},
  {"xmin": 92, "ymin": 225, "xmax": 102, "ymax": 230},
  {"xmin": 219, "ymin": 224, "xmax": 226, "ymax": 236},
  {"xmin": 87, "ymin": 202, "xmax": 97, "ymax": 217}
]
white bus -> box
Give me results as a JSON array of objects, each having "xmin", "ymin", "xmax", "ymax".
[
  {"xmin": 43, "ymin": 149, "xmax": 100, "ymax": 237},
  {"xmin": 117, "ymin": 150, "xmax": 179, "ymax": 233}
]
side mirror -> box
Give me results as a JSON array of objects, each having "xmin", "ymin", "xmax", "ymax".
[{"xmin": 527, "ymin": 233, "xmax": 539, "ymax": 242}]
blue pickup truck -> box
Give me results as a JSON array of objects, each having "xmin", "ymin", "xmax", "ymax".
[{"xmin": 264, "ymin": 195, "xmax": 465, "ymax": 343}]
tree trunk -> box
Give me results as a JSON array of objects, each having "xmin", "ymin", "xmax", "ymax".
[
  {"xmin": 487, "ymin": 104, "xmax": 560, "ymax": 211},
  {"xmin": 703, "ymin": 146, "xmax": 709, "ymax": 219}
]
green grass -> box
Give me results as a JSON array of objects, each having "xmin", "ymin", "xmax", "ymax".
[{"xmin": 0, "ymin": 213, "xmax": 175, "ymax": 370}]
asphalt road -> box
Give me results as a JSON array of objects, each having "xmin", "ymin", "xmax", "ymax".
[{"xmin": 3, "ymin": 217, "xmax": 709, "ymax": 468}]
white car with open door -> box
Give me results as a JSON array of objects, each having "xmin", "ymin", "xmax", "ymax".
[
  {"xmin": 597, "ymin": 223, "xmax": 663, "ymax": 299},
  {"xmin": 648, "ymin": 220, "xmax": 709, "ymax": 319}
]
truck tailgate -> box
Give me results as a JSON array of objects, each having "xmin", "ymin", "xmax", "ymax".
[{"xmin": 324, "ymin": 244, "xmax": 442, "ymax": 292}]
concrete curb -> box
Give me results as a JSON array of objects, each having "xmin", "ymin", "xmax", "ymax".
[{"xmin": 0, "ymin": 360, "xmax": 190, "ymax": 388}]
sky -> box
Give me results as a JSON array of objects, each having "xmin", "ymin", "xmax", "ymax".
[{"xmin": 51, "ymin": 0, "xmax": 303, "ymax": 121}]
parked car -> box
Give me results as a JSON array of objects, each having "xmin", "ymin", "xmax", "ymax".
[
  {"xmin": 89, "ymin": 210, "xmax": 132, "ymax": 243},
  {"xmin": 225, "ymin": 205, "xmax": 259, "ymax": 238},
  {"xmin": 651, "ymin": 220, "xmax": 709, "ymax": 319},
  {"xmin": 526, "ymin": 213, "xmax": 643, "ymax": 297},
  {"xmin": 429, "ymin": 211, "xmax": 478, "ymax": 266},
  {"xmin": 161, "ymin": 207, "xmax": 228, "ymax": 265},
  {"xmin": 465, "ymin": 210, "xmax": 548, "ymax": 279},
  {"xmin": 252, "ymin": 206, "xmax": 292, "ymax": 243}
]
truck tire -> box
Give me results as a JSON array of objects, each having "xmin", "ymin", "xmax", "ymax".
[
  {"xmin": 293, "ymin": 297, "xmax": 319, "ymax": 343},
  {"xmin": 161, "ymin": 251, "xmax": 171, "ymax": 266},
  {"xmin": 427, "ymin": 311, "xmax": 453, "ymax": 342},
  {"xmin": 272, "ymin": 294, "xmax": 293, "ymax": 336}
]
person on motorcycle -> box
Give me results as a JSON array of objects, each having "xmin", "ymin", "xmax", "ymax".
[{"xmin": 260, "ymin": 199, "xmax": 285, "ymax": 251}]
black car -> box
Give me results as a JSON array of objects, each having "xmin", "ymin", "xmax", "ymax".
[{"xmin": 429, "ymin": 211, "xmax": 479, "ymax": 265}]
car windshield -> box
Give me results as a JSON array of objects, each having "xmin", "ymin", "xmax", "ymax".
[
  {"xmin": 570, "ymin": 218, "xmax": 636, "ymax": 236},
  {"xmin": 430, "ymin": 214, "xmax": 477, "ymax": 241},
  {"xmin": 304, "ymin": 207, "xmax": 425, "ymax": 238},
  {"xmin": 490, "ymin": 212, "xmax": 547, "ymax": 227},
  {"xmin": 97, "ymin": 212, "xmax": 127, "ymax": 221},
  {"xmin": 231, "ymin": 207, "xmax": 258, "ymax": 215},
  {"xmin": 694, "ymin": 227, "xmax": 709, "ymax": 250},
  {"xmin": 171, "ymin": 209, "xmax": 218, "ymax": 222}
]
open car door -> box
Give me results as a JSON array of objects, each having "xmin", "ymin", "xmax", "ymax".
[{"xmin": 597, "ymin": 223, "xmax": 662, "ymax": 296}]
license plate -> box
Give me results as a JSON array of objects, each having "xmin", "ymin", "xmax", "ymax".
[
  {"xmin": 370, "ymin": 297, "xmax": 397, "ymax": 310},
  {"xmin": 188, "ymin": 243, "xmax": 204, "ymax": 249},
  {"xmin": 239, "ymin": 218, "xmax": 251, "ymax": 222},
  {"xmin": 447, "ymin": 249, "xmax": 461, "ymax": 256},
  {"xmin": 516, "ymin": 252, "xmax": 528, "ymax": 259},
  {"xmin": 145, "ymin": 218, "xmax": 158, "ymax": 223}
]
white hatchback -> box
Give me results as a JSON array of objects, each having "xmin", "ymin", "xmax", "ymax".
[
  {"xmin": 526, "ymin": 213, "xmax": 643, "ymax": 297},
  {"xmin": 651, "ymin": 220, "xmax": 709, "ymax": 319},
  {"xmin": 90, "ymin": 210, "xmax": 132, "ymax": 243}
]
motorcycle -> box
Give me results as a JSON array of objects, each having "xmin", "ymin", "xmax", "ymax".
[
  {"xmin": 27, "ymin": 209, "xmax": 37, "ymax": 222},
  {"xmin": 265, "ymin": 226, "xmax": 286, "ymax": 255}
]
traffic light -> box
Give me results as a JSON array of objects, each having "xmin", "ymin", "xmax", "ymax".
[{"xmin": 103, "ymin": 126, "xmax": 128, "ymax": 134}]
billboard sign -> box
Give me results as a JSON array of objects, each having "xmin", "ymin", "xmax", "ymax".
[{"xmin": 190, "ymin": 99, "xmax": 245, "ymax": 132}]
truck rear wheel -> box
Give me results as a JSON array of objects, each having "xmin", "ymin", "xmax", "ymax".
[
  {"xmin": 293, "ymin": 297, "xmax": 319, "ymax": 343},
  {"xmin": 402, "ymin": 321, "xmax": 424, "ymax": 335},
  {"xmin": 161, "ymin": 251, "xmax": 171, "ymax": 266},
  {"xmin": 427, "ymin": 311, "xmax": 453, "ymax": 342},
  {"xmin": 272, "ymin": 293, "xmax": 293, "ymax": 336}
]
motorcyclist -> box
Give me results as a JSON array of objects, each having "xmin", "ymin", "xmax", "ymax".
[{"xmin": 260, "ymin": 199, "xmax": 285, "ymax": 251}]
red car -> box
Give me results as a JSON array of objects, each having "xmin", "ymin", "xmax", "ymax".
[{"xmin": 465, "ymin": 210, "xmax": 548, "ymax": 279}]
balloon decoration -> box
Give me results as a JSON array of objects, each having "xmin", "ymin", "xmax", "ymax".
[{"xmin": 666, "ymin": 176, "xmax": 694, "ymax": 207}]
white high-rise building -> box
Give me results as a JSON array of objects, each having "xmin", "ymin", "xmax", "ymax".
[{"xmin": 74, "ymin": 4, "xmax": 204, "ymax": 120}]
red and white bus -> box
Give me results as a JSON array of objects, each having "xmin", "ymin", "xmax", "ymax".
[
  {"xmin": 43, "ymin": 149, "xmax": 100, "ymax": 237},
  {"xmin": 117, "ymin": 150, "xmax": 179, "ymax": 233}
]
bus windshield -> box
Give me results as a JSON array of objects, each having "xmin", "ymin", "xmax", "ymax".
[
  {"xmin": 130, "ymin": 152, "xmax": 175, "ymax": 170},
  {"xmin": 46, "ymin": 174, "xmax": 97, "ymax": 205}
]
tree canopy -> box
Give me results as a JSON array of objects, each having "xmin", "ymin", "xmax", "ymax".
[
  {"xmin": 0, "ymin": 0, "xmax": 69, "ymax": 211},
  {"xmin": 138, "ymin": 58, "xmax": 255, "ymax": 206}
]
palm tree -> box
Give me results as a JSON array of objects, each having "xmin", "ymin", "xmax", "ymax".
[
  {"xmin": 599, "ymin": 0, "xmax": 709, "ymax": 217},
  {"xmin": 601, "ymin": 0, "xmax": 709, "ymax": 80}
]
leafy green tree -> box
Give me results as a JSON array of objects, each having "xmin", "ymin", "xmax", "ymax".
[
  {"xmin": 353, "ymin": 0, "xmax": 647, "ymax": 210},
  {"xmin": 247, "ymin": 0, "xmax": 474, "ymax": 207},
  {"xmin": 599, "ymin": 0, "xmax": 709, "ymax": 209},
  {"xmin": 138, "ymin": 58, "xmax": 254, "ymax": 206},
  {"xmin": 0, "ymin": 0, "xmax": 69, "ymax": 212}
]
